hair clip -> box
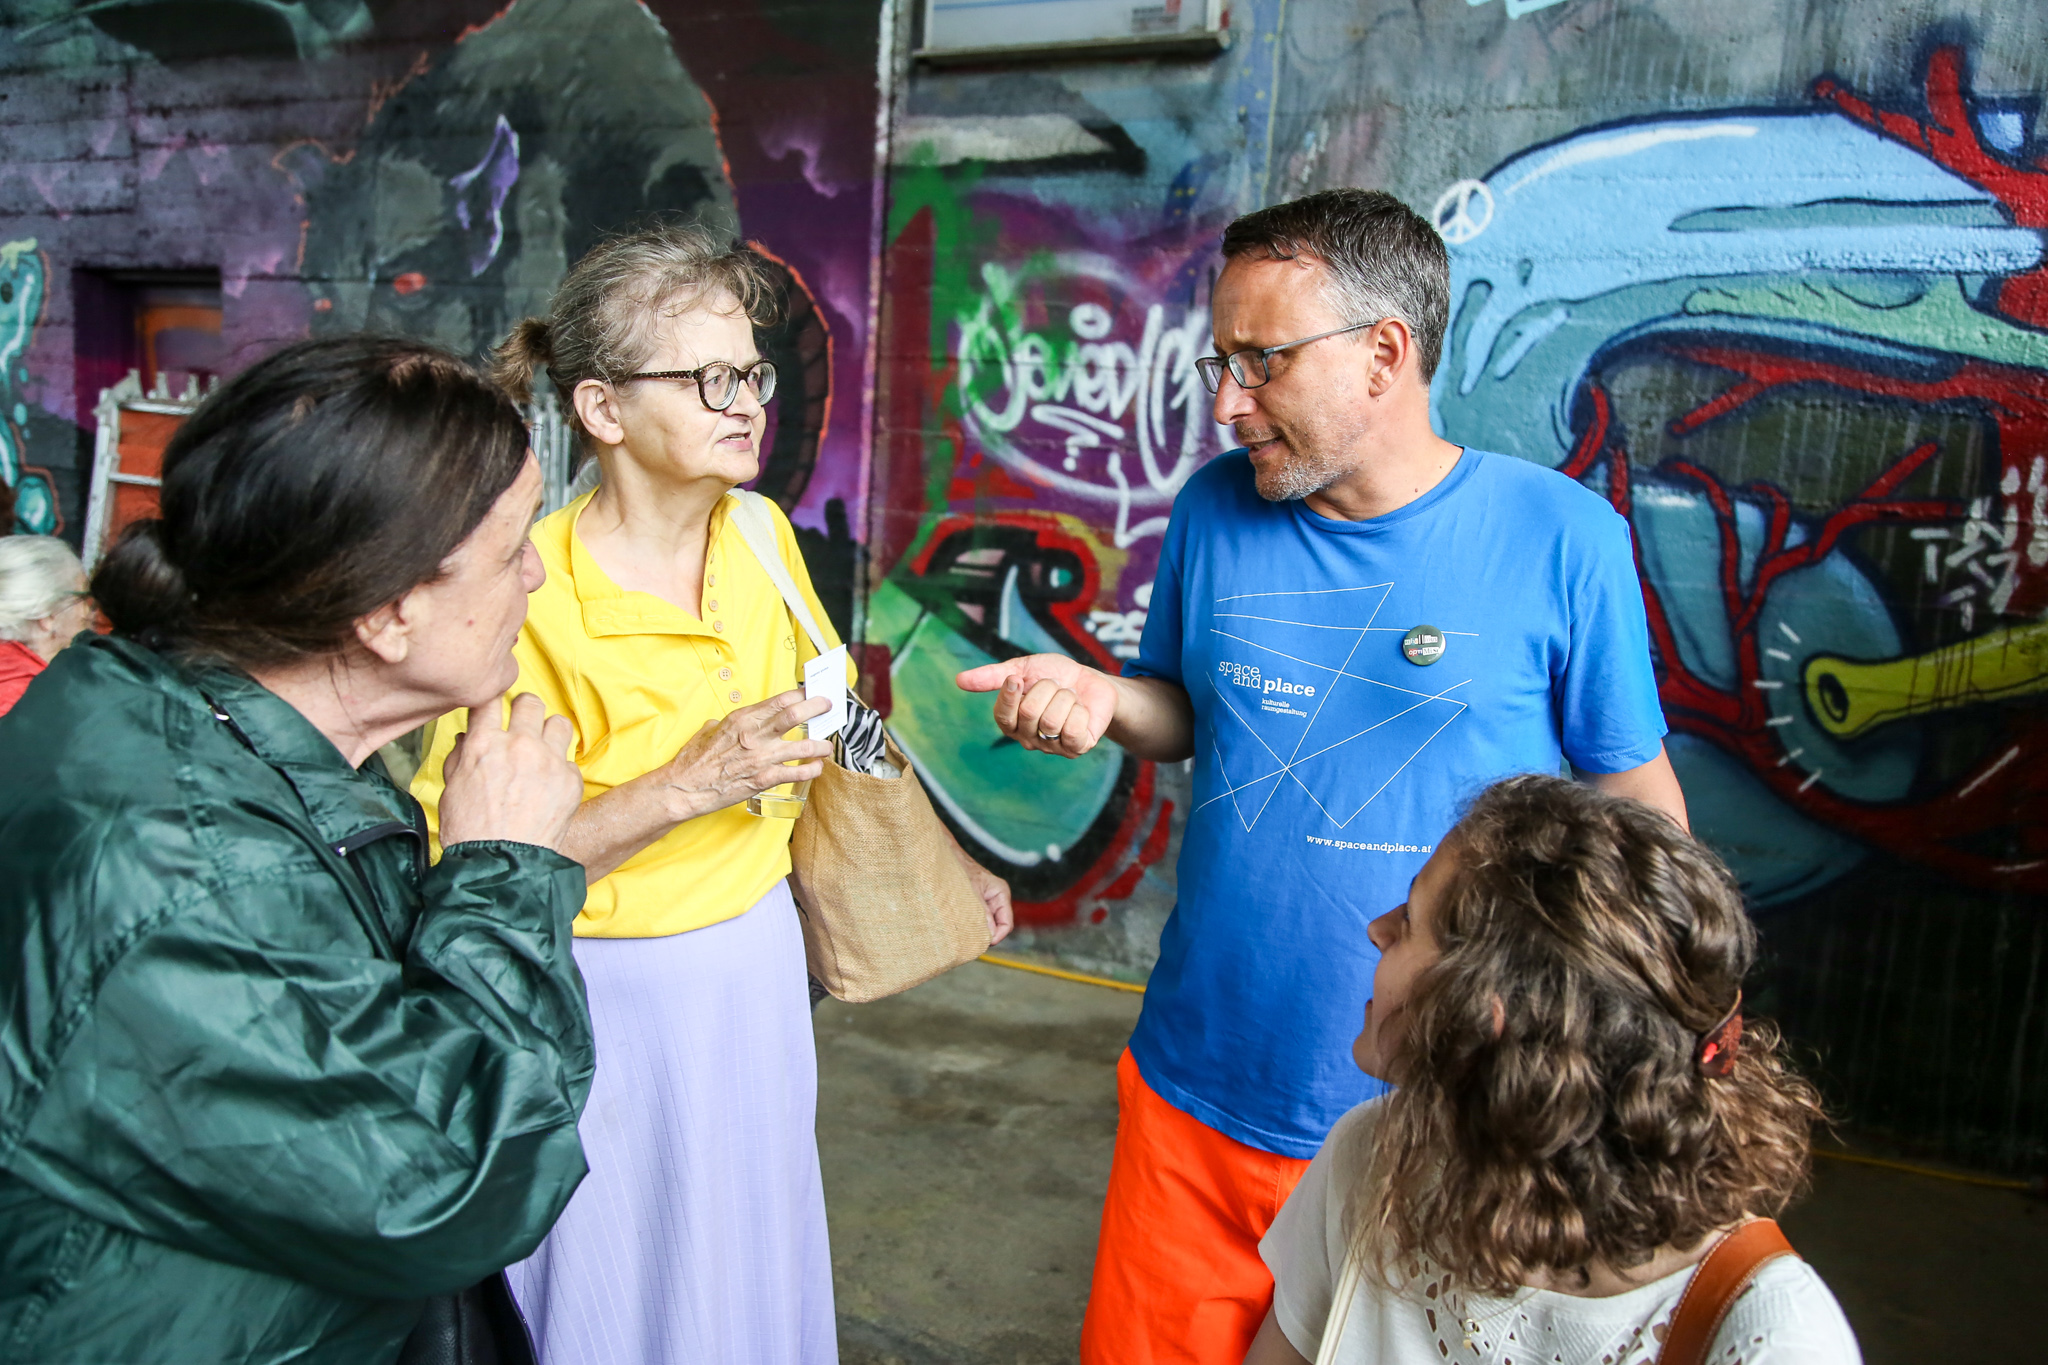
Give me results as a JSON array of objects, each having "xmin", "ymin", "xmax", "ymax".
[{"xmin": 1698, "ymin": 989, "xmax": 1742, "ymax": 1077}]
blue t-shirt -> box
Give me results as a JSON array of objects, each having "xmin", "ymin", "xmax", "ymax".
[{"xmin": 1124, "ymin": 448, "xmax": 1666, "ymax": 1158}]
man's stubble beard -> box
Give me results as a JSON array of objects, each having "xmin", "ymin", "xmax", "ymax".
[
  {"xmin": 1241, "ymin": 404, "xmax": 1370, "ymax": 503},
  {"xmin": 1250, "ymin": 442, "xmax": 1347, "ymax": 502}
]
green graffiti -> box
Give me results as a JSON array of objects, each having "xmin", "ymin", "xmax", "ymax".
[
  {"xmin": 958, "ymin": 259, "xmax": 1144, "ymax": 434},
  {"xmin": 951, "ymin": 255, "xmax": 1211, "ymax": 546},
  {"xmin": 1686, "ymin": 275, "xmax": 2048, "ymax": 372},
  {"xmin": 0, "ymin": 238, "xmax": 54, "ymax": 533},
  {"xmin": 867, "ymin": 575, "xmax": 1124, "ymax": 865},
  {"xmin": 885, "ymin": 157, "xmax": 994, "ymax": 568}
]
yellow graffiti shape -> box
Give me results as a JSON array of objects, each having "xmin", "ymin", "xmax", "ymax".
[
  {"xmin": 1804, "ymin": 621, "xmax": 2048, "ymax": 740},
  {"xmin": 0, "ymin": 239, "xmax": 37, "ymax": 272}
]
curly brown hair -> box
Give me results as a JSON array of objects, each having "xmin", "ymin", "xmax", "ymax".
[{"xmin": 1352, "ymin": 775, "xmax": 1825, "ymax": 1294}]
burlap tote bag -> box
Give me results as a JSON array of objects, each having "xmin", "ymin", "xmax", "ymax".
[{"xmin": 724, "ymin": 491, "xmax": 991, "ymax": 1002}]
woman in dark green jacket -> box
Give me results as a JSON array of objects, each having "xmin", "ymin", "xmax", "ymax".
[{"xmin": 0, "ymin": 337, "xmax": 594, "ymax": 1363}]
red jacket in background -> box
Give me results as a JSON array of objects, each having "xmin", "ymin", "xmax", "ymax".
[{"xmin": 0, "ymin": 639, "xmax": 45, "ymax": 716}]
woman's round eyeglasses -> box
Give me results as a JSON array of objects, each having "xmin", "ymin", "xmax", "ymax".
[
  {"xmin": 621, "ymin": 359, "xmax": 778, "ymax": 412},
  {"xmin": 1194, "ymin": 320, "xmax": 1379, "ymax": 394}
]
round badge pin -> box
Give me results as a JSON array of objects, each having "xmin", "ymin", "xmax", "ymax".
[{"xmin": 1401, "ymin": 624, "xmax": 1446, "ymax": 666}]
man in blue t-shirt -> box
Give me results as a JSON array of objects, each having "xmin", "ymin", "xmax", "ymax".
[{"xmin": 958, "ymin": 189, "xmax": 1687, "ymax": 1365}]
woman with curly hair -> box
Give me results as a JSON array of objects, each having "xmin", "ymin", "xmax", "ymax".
[{"xmin": 1245, "ymin": 775, "xmax": 1859, "ymax": 1365}]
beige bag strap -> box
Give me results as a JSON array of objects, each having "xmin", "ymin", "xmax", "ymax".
[
  {"xmin": 724, "ymin": 489, "xmax": 829, "ymax": 655},
  {"xmin": 1314, "ymin": 1252, "xmax": 1364, "ymax": 1365}
]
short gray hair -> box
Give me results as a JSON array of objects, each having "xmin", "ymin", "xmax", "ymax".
[
  {"xmin": 0, "ymin": 535, "xmax": 85, "ymax": 641},
  {"xmin": 489, "ymin": 221, "xmax": 779, "ymax": 441},
  {"xmin": 1220, "ymin": 189, "xmax": 1451, "ymax": 383}
]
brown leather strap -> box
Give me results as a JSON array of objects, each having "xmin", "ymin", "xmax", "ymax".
[{"xmin": 1656, "ymin": 1219, "xmax": 1797, "ymax": 1365}]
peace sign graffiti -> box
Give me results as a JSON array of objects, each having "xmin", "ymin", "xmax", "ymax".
[{"xmin": 1432, "ymin": 178, "xmax": 1495, "ymax": 245}]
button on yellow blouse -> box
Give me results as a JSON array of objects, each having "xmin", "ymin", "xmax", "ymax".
[{"xmin": 411, "ymin": 489, "xmax": 852, "ymax": 938}]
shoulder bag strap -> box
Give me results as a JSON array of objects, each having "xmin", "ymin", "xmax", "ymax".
[
  {"xmin": 724, "ymin": 489, "xmax": 829, "ymax": 655},
  {"xmin": 1314, "ymin": 1251, "xmax": 1365, "ymax": 1365},
  {"xmin": 725, "ymin": 490, "xmax": 891, "ymax": 773},
  {"xmin": 1656, "ymin": 1219, "xmax": 1798, "ymax": 1365}
]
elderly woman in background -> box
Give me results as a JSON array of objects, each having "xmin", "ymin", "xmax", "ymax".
[
  {"xmin": 0, "ymin": 534, "xmax": 95, "ymax": 715},
  {"xmin": 0, "ymin": 336, "xmax": 595, "ymax": 1364},
  {"xmin": 412, "ymin": 224, "xmax": 1013, "ymax": 1365}
]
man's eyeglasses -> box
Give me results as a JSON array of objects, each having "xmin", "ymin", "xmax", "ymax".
[
  {"xmin": 621, "ymin": 359, "xmax": 778, "ymax": 412},
  {"xmin": 1194, "ymin": 320, "xmax": 1379, "ymax": 394}
]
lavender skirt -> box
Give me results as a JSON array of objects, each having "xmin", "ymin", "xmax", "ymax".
[{"xmin": 505, "ymin": 880, "xmax": 837, "ymax": 1365}]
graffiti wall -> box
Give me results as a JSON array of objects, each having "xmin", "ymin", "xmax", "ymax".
[
  {"xmin": 0, "ymin": 0, "xmax": 881, "ymax": 621},
  {"xmin": 868, "ymin": 0, "xmax": 1291, "ymax": 975},
  {"xmin": 873, "ymin": 1, "xmax": 2047, "ymax": 1170}
]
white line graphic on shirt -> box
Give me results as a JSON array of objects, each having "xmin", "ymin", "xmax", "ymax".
[
  {"xmin": 1200, "ymin": 581, "xmax": 1473, "ymax": 831},
  {"xmin": 1216, "ymin": 585, "xmax": 1481, "ymax": 635},
  {"xmin": 1208, "ymin": 672, "xmax": 1473, "ymax": 828}
]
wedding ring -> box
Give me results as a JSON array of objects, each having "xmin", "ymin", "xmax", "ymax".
[{"xmin": 1037, "ymin": 731, "xmax": 1061, "ymax": 741}]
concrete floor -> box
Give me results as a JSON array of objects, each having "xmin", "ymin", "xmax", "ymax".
[{"xmin": 816, "ymin": 959, "xmax": 2045, "ymax": 1364}]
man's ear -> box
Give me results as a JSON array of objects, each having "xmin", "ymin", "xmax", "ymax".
[
  {"xmin": 573, "ymin": 378, "xmax": 625, "ymax": 446},
  {"xmin": 354, "ymin": 592, "xmax": 415, "ymax": 665},
  {"xmin": 1369, "ymin": 318, "xmax": 1413, "ymax": 396},
  {"xmin": 1490, "ymin": 994, "xmax": 1506, "ymax": 1040}
]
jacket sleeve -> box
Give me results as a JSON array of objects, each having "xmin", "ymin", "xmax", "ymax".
[{"xmin": 7, "ymin": 842, "xmax": 595, "ymax": 1301}]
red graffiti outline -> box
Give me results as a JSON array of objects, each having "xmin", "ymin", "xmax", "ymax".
[
  {"xmin": 745, "ymin": 238, "xmax": 836, "ymax": 506},
  {"xmin": 1095, "ymin": 797, "xmax": 1175, "ymax": 905},
  {"xmin": 1013, "ymin": 760, "xmax": 1162, "ymax": 927},
  {"xmin": 1544, "ymin": 47, "xmax": 2048, "ymax": 892},
  {"xmin": 910, "ymin": 510, "xmax": 1119, "ymax": 673},
  {"xmin": 1566, "ymin": 351, "xmax": 2048, "ymax": 892},
  {"xmin": 906, "ymin": 509, "xmax": 1170, "ymax": 923},
  {"xmin": 1815, "ymin": 45, "xmax": 2048, "ymax": 326}
]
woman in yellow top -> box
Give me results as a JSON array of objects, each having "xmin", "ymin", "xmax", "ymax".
[{"xmin": 412, "ymin": 225, "xmax": 1011, "ymax": 1365}]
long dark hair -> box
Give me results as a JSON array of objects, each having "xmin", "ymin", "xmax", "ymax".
[
  {"xmin": 1354, "ymin": 775, "xmax": 1825, "ymax": 1294},
  {"xmin": 92, "ymin": 336, "xmax": 530, "ymax": 670}
]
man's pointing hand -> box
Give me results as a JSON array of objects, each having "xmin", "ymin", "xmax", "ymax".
[{"xmin": 956, "ymin": 653, "xmax": 1119, "ymax": 757}]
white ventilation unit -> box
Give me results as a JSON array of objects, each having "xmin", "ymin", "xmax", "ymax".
[{"xmin": 919, "ymin": 0, "xmax": 1228, "ymax": 64}]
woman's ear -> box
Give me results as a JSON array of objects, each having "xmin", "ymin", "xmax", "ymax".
[
  {"xmin": 573, "ymin": 378, "xmax": 626, "ymax": 447},
  {"xmin": 1490, "ymin": 994, "xmax": 1506, "ymax": 1039},
  {"xmin": 354, "ymin": 595, "xmax": 413, "ymax": 665}
]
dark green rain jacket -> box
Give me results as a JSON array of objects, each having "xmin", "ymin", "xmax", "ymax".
[{"xmin": 0, "ymin": 636, "xmax": 596, "ymax": 1363}]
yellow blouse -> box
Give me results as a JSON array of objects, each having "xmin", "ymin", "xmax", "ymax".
[{"xmin": 412, "ymin": 489, "xmax": 849, "ymax": 938}]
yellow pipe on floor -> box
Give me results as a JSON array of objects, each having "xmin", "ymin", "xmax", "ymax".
[
  {"xmin": 1811, "ymin": 1147, "xmax": 2036, "ymax": 1193},
  {"xmin": 979, "ymin": 953, "xmax": 1146, "ymax": 994}
]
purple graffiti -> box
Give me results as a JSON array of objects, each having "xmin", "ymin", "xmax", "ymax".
[{"xmin": 448, "ymin": 115, "xmax": 521, "ymax": 277}]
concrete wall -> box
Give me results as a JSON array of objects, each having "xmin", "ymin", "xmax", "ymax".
[{"xmin": 3, "ymin": 0, "xmax": 2043, "ymax": 1171}]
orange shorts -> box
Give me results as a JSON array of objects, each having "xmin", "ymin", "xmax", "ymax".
[{"xmin": 1080, "ymin": 1049, "xmax": 1312, "ymax": 1365}]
